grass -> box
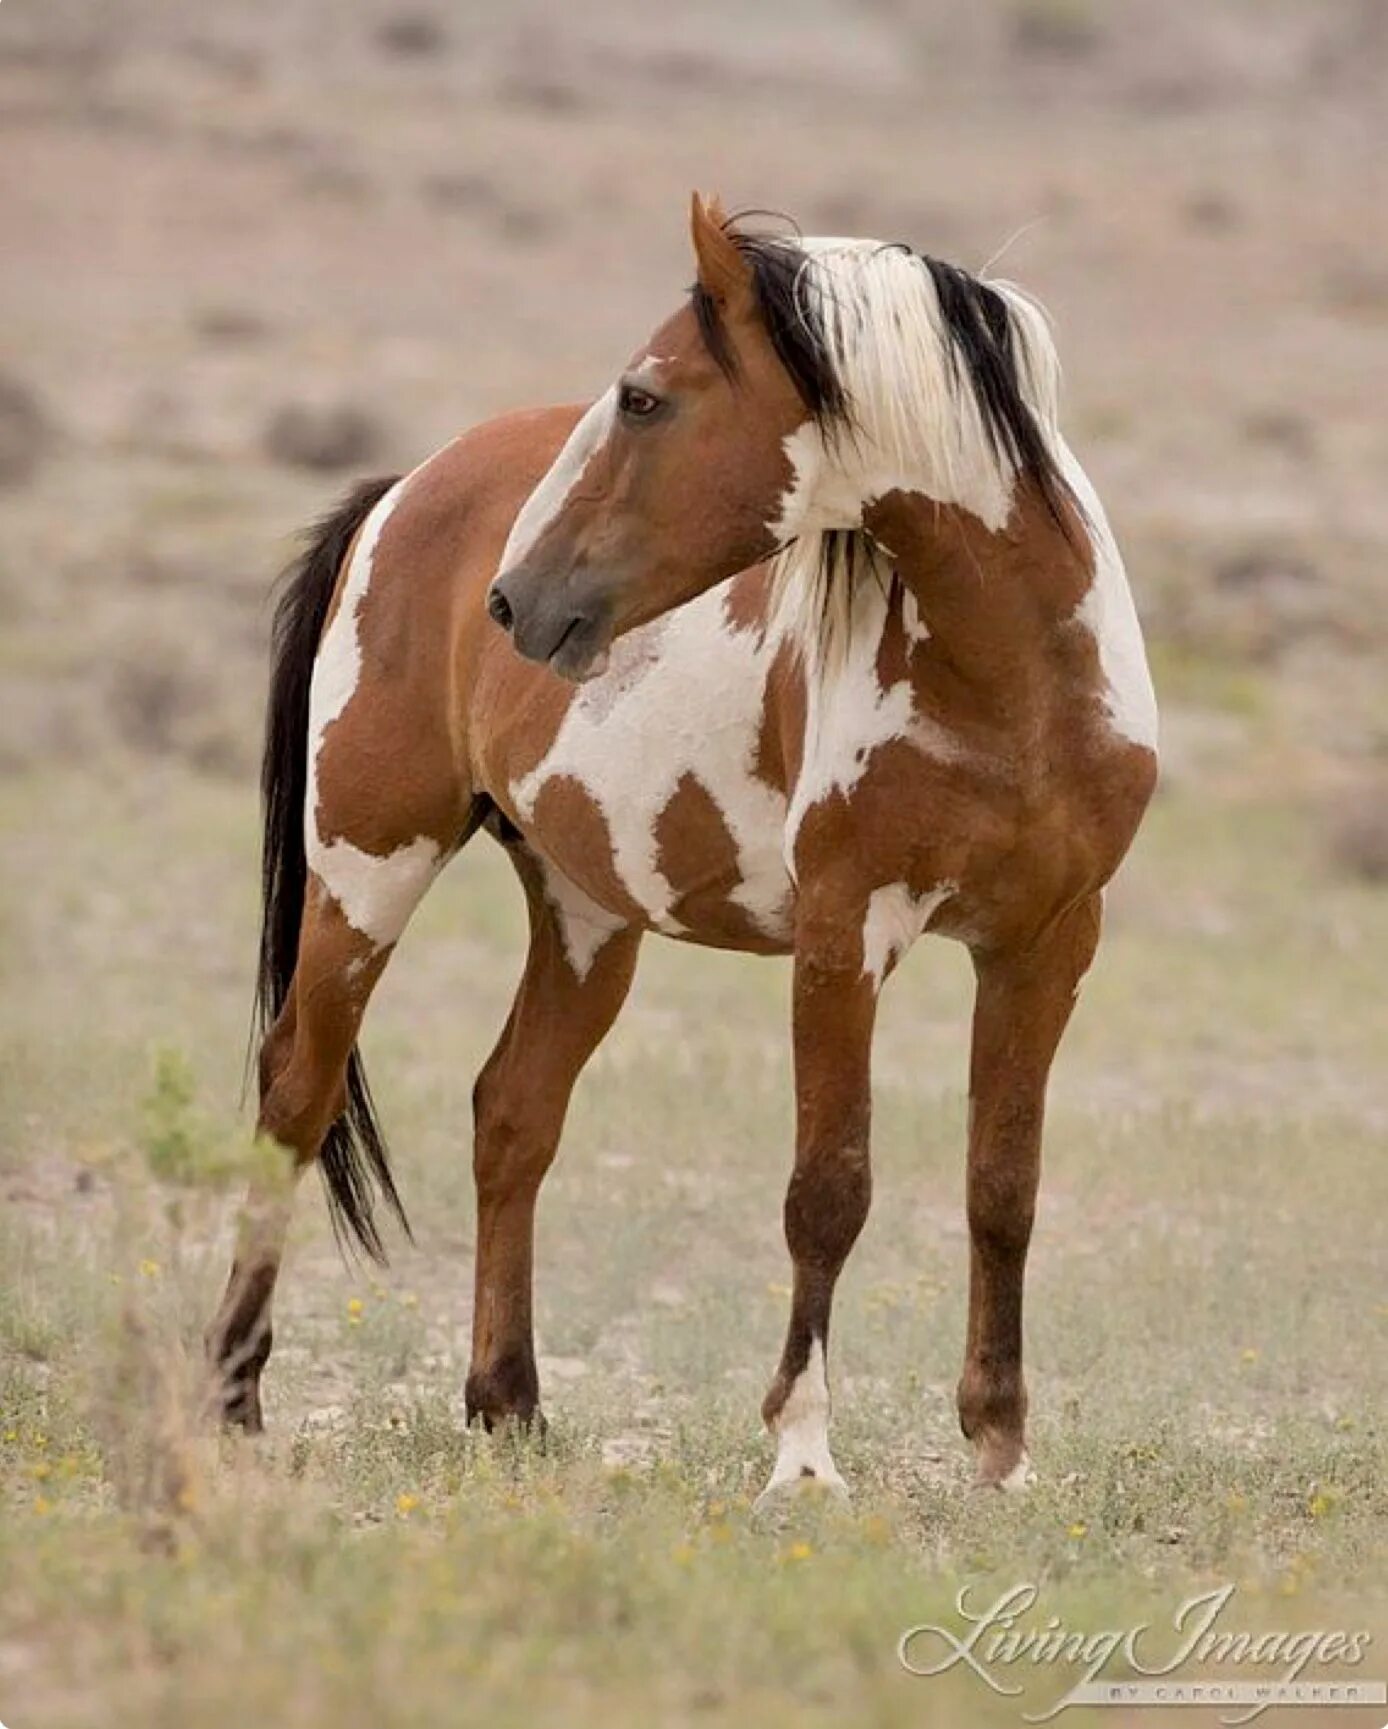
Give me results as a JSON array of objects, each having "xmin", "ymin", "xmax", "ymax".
[{"xmin": 2, "ymin": 755, "xmax": 1387, "ymax": 1726}]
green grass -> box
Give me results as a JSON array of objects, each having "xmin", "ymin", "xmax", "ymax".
[{"xmin": 2, "ymin": 761, "xmax": 1387, "ymax": 1726}]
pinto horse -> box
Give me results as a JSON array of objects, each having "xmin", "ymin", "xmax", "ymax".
[{"xmin": 207, "ymin": 196, "xmax": 1157, "ymax": 1502}]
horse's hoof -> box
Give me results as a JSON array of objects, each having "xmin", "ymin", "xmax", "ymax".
[
  {"xmin": 468, "ymin": 1406, "xmax": 548, "ymax": 1444},
  {"xmin": 752, "ymin": 1468, "xmax": 850, "ymax": 1520},
  {"xmin": 973, "ymin": 1450, "xmax": 1034, "ymax": 1494},
  {"xmin": 204, "ymin": 1380, "xmax": 265, "ymax": 1435}
]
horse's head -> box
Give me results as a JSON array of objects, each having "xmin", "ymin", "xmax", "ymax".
[{"xmin": 488, "ymin": 195, "xmax": 829, "ymax": 681}]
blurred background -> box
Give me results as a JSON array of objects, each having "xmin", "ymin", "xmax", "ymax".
[{"xmin": 2, "ymin": 0, "xmax": 1386, "ymax": 822}]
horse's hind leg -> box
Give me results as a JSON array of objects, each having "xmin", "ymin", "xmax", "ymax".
[
  {"xmin": 206, "ymin": 866, "xmax": 441, "ymax": 1429},
  {"xmin": 465, "ymin": 848, "xmax": 640, "ymax": 1430}
]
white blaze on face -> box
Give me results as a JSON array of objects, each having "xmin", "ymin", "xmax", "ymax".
[
  {"xmin": 305, "ymin": 473, "xmax": 443, "ymax": 948},
  {"xmin": 761, "ymin": 1339, "xmax": 846, "ymax": 1499},
  {"xmin": 1057, "ymin": 439, "xmax": 1159, "ymax": 753},
  {"xmin": 498, "ymin": 388, "xmax": 617, "ymax": 577},
  {"xmin": 862, "ymin": 881, "xmax": 955, "ymax": 991}
]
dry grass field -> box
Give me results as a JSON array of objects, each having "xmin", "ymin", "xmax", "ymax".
[{"xmin": 2, "ymin": 2, "xmax": 1386, "ymax": 1725}]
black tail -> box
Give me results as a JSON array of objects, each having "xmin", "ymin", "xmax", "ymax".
[{"xmin": 255, "ymin": 475, "xmax": 411, "ymax": 1263}]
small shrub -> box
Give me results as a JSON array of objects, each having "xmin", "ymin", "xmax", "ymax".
[
  {"xmin": 374, "ymin": 14, "xmax": 449, "ymax": 58},
  {"xmin": 0, "ymin": 369, "xmax": 54, "ymax": 488},
  {"xmin": 262, "ymin": 402, "xmax": 383, "ymax": 473},
  {"xmin": 1327, "ymin": 785, "xmax": 1388, "ymax": 884},
  {"xmin": 138, "ymin": 1047, "xmax": 246, "ymax": 1190},
  {"xmin": 1011, "ymin": 0, "xmax": 1101, "ymax": 58},
  {"xmin": 109, "ymin": 658, "xmax": 199, "ymax": 757}
]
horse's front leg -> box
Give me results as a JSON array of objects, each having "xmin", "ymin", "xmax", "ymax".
[
  {"xmin": 758, "ymin": 890, "xmax": 878, "ymax": 1506},
  {"xmin": 958, "ymin": 893, "xmax": 1102, "ymax": 1488}
]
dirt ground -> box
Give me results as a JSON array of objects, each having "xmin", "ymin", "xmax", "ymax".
[{"xmin": 2, "ymin": 3, "xmax": 1387, "ymax": 1727}]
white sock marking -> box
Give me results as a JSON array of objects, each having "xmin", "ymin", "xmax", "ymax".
[
  {"xmin": 763, "ymin": 1339, "xmax": 845, "ymax": 1495},
  {"xmin": 997, "ymin": 1451, "xmax": 1035, "ymax": 1494}
]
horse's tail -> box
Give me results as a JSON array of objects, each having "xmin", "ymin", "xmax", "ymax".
[{"xmin": 255, "ymin": 475, "xmax": 409, "ymax": 1263}]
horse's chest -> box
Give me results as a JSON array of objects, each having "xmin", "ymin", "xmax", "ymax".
[
  {"xmin": 781, "ymin": 590, "xmax": 964, "ymax": 869},
  {"xmin": 508, "ymin": 587, "xmax": 795, "ymax": 948}
]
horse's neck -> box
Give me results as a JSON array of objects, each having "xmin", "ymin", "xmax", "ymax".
[{"xmin": 864, "ymin": 485, "xmax": 1094, "ymax": 701}]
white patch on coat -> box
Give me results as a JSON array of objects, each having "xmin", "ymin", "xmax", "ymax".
[
  {"xmin": 900, "ymin": 588, "xmax": 930, "ymax": 646},
  {"xmin": 535, "ymin": 856, "xmax": 627, "ymax": 981},
  {"xmin": 761, "ymin": 1340, "xmax": 846, "ymax": 1498},
  {"xmin": 785, "ymin": 570, "xmax": 963, "ymax": 864},
  {"xmin": 862, "ymin": 881, "xmax": 955, "ymax": 990},
  {"xmin": 1057, "ymin": 439, "xmax": 1160, "ymax": 753},
  {"xmin": 512, "ymin": 582, "xmax": 793, "ymax": 941},
  {"xmin": 311, "ymin": 835, "xmax": 442, "ymax": 950},
  {"xmin": 305, "ymin": 474, "xmax": 443, "ymax": 949},
  {"xmin": 498, "ymin": 388, "xmax": 617, "ymax": 576}
]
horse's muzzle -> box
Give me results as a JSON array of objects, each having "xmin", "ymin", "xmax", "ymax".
[{"xmin": 487, "ymin": 569, "xmax": 612, "ymax": 683}]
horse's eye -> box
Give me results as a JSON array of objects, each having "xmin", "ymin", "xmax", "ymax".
[{"xmin": 618, "ymin": 383, "xmax": 662, "ymax": 420}]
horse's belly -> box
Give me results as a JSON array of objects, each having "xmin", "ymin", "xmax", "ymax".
[{"xmin": 506, "ymin": 586, "xmax": 796, "ymax": 953}]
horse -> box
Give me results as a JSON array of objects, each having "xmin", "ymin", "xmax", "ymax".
[{"xmin": 206, "ymin": 194, "xmax": 1157, "ymax": 1504}]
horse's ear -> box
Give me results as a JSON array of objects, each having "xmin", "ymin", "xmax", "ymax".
[{"xmin": 690, "ymin": 192, "xmax": 752, "ymax": 312}]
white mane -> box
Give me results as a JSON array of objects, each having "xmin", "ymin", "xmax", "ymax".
[{"xmin": 764, "ymin": 237, "xmax": 1067, "ymax": 669}]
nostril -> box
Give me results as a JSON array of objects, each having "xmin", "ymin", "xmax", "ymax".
[{"xmin": 487, "ymin": 583, "xmax": 514, "ymax": 632}]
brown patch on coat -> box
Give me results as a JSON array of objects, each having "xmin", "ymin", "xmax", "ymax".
[
  {"xmin": 874, "ymin": 578, "xmax": 911, "ymax": 690},
  {"xmin": 312, "ymin": 471, "xmax": 465, "ymax": 857},
  {"xmin": 755, "ymin": 638, "xmax": 807, "ymax": 796},
  {"xmin": 722, "ymin": 567, "xmax": 769, "ymax": 640},
  {"xmin": 652, "ymin": 771, "xmax": 786, "ymax": 952},
  {"xmin": 526, "ymin": 774, "xmax": 646, "ymax": 925}
]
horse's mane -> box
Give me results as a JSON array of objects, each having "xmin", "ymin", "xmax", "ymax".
[{"xmin": 690, "ymin": 218, "xmax": 1076, "ymax": 668}]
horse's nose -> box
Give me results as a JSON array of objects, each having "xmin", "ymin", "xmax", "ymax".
[{"xmin": 486, "ymin": 580, "xmax": 515, "ymax": 633}]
